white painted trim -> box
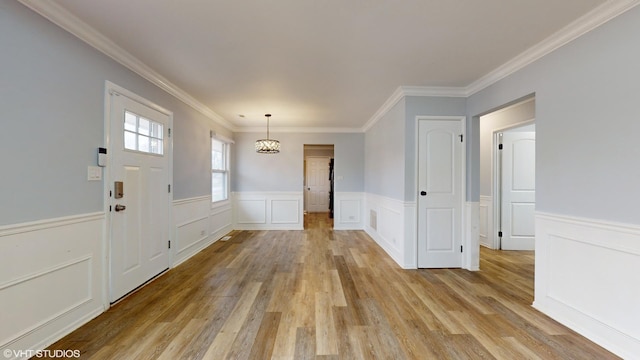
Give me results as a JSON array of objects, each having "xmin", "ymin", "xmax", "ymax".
[
  {"xmin": 173, "ymin": 195, "xmax": 211, "ymax": 206},
  {"xmin": 235, "ymin": 126, "xmax": 362, "ymax": 133},
  {"xmin": 534, "ymin": 211, "xmax": 640, "ymax": 359},
  {"xmin": 464, "ymin": 202, "xmax": 480, "ymax": 271},
  {"xmin": 0, "ymin": 212, "xmax": 104, "ymax": 237},
  {"xmin": 17, "ymin": 0, "xmax": 234, "ymax": 132},
  {"xmin": 466, "ymin": 0, "xmax": 640, "ymax": 95}
]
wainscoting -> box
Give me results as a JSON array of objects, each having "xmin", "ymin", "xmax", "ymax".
[
  {"xmin": 479, "ymin": 195, "xmax": 494, "ymax": 248},
  {"xmin": 534, "ymin": 212, "xmax": 640, "ymax": 359},
  {"xmin": 172, "ymin": 196, "xmax": 233, "ymax": 266},
  {"xmin": 333, "ymin": 192, "xmax": 364, "ymax": 230},
  {"xmin": 364, "ymin": 193, "xmax": 417, "ymax": 269},
  {"xmin": 0, "ymin": 213, "xmax": 105, "ymax": 356},
  {"xmin": 233, "ymin": 192, "xmax": 304, "ymax": 230}
]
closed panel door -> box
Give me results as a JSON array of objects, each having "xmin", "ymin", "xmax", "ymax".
[
  {"xmin": 109, "ymin": 92, "xmax": 170, "ymax": 302},
  {"xmin": 306, "ymin": 157, "xmax": 330, "ymax": 212},
  {"xmin": 501, "ymin": 132, "xmax": 535, "ymax": 250},
  {"xmin": 418, "ymin": 119, "xmax": 463, "ymax": 268}
]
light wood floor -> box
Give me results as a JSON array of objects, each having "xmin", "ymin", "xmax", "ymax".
[{"xmin": 44, "ymin": 213, "xmax": 617, "ymax": 359}]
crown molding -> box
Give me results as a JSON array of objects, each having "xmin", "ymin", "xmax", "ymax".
[
  {"xmin": 361, "ymin": 86, "xmax": 466, "ymax": 132},
  {"xmin": 465, "ymin": 0, "xmax": 640, "ymax": 96},
  {"xmin": 235, "ymin": 126, "xmax": 362, "ymax": 134},
  {"xmin": 17, "ymin": 0, "xmax": 235, "ymax": 132}
]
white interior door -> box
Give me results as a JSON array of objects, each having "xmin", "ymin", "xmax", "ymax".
[
  {"xmin": 306, "ymin": 157, "xmax": 330, "ymax": 213},
  {"xmin": 109, "ymin": 91, "xmax": 171, "ymax": 302},
  {"xmin": 500, "ymin": 131, "xmax": 535, "ymax": 250},
  {"xmin": 418, "ymin": 119, "xmax": 463, "ymax": 268}
]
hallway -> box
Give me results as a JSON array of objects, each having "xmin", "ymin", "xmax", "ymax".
[{"xmin": 44, "ymin": 213, "xmax": 616, "ymax": 359}]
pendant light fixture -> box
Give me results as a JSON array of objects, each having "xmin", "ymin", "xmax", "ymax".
[{"xmin": 255, "ymin": 113, "xmax": 280, "ymax": 154}]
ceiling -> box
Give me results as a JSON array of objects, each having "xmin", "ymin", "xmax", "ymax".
[{"xmin": 38, "ymin": 0, "xmax": 609, "ymax": 130}]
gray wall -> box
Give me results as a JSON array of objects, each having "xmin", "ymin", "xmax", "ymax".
[
  {"xmin": 364, "ymin": 98, "xmax": 406, "ymax": 200},
  {"xmin": 479, "ymin": 99, "xmax": 535, "ymax": 195},
  {"xmin": 467, "ymin": 5, "xmax": 640, "ymax": 224},
  {"xmin": 0, "ymin": 1, "xmax": 229, "ymax": 225},
  {"xmin": 232, "ymin": 132, "xmax": 364, "ymax": 192}
]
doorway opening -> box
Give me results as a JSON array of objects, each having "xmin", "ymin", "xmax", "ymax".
[
  {"xmin": 303, "ymin": 145, "xmax": 334, "ymax": 229},
  {"xmin": 479, "ymin": 97, "xmax": 536, "ymax": 251}
]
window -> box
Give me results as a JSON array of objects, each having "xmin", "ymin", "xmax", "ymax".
[
  {"xmin": 212, "ymin": 137, "xmax": 229, "ymax": 202},
  {"xmin": 124, "ymin": 111, "xmax": 164, "ymax": 155}
]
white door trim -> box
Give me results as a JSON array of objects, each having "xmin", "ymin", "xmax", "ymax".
[
  {"xmin": 491, "ymin": 118, "xmax": 535, "ymax": 249},
  {"xmin": 415, "ymin": 116, "xmax": 466, "ymax": 268},
  {"xmin": 103, "ymin": 81, "xmax": 174, "ymax": 307}
]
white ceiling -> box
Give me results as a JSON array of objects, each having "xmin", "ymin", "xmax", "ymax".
[{"xmin": 38, "ymin": 0, "xmax": 611, "ymax": 130}]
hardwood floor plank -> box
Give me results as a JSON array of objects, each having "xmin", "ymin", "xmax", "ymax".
[
  {"xmin": 315, "ymin": 292, "xmax": 338, "ymax": 355},
  {"xmin": 247, "ymin": 312, "xmax": 281, "ymax": 360},
  {"xmin": 201, "ymin": 281, "xmax": 262, "ymax": 359},
  {"xmin": 41, "ymin": 213, "xmax": 618, "ymax": 360}
]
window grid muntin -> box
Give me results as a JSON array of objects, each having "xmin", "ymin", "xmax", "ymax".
[{"xmin": 124, "ymin": 111, "xmax": 164, "ymax": 155}]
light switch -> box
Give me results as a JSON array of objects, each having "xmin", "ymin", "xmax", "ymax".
[{"xmin": 88, "ymin": 166, "xmax": 102, "ymax": 181}]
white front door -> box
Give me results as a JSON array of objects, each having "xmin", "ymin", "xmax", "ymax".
[
  {"xmin": 306, "ymin": 156, "xmax": 330, "ymax": 212},
  {"xmin": 500, "ymin": 131, "xmax": 535, "ymax": 250},
  {"xmin": 109, "ymin": 89, "xmax": 171, "ymax": 302},
  {"xmin": 417, "ymin": 118, "xmax": 464, "ymax": 268}
]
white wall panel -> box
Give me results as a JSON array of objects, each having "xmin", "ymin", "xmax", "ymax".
[
  {"xmin": 534, "ymin": 212, "xmax": 640, "ymax": 359},
  {"xmin": 334, "ymin": 192, "xmax": 364, "ymax": 230},
  {"xmin": 236, "ymin": 199, "xmax": 267, "ymax": 224},
  {"xmin": 0, "ymin": 213, "xmax": 104, "ymax": 355},
  {"xmin": 364, "ymin": 193, "xmax": 407, "ymax": 268},
  {"xmin": 172, "ymin": 196, "xmax": 232, "ymax": 266},
  {"xmin": 233, "ymin": 192, "xmax": 303, "ymax": 230},
  {"xmin": 271, "ymin": 200, "xmax": 300, "ymax": 224}
]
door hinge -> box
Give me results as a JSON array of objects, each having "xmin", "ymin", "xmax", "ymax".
[
  {"xmin": 168, "ymin": 240, "xmax": 171, "ymax": 249},
  {"xmin": 460, "ymin": 245, "xmax": 463, "ymax": 253},
  {"xmin": 168, "ymin": 184, "xmax": 171, "ymax": 193},
  {"xmin": 109, "ymin": 205, "xmax": 112, "ymax": 212},
  {"xmin": 498, "ymin": 231, "xmax": 503, "ymax": 237},
  {"xmin": 109, "ymin": 190, "xmax": 112, "ymax": 197},
  {"xmin": 459, "ymin": 134, "xmax": 464, "ymax": 142},
  {"xmin": 498, "ymin": 144, "xmax": 503, "ymax": 150},
  {"xmin": 168, "ymin": 128, "xmax": 171, "ymax": 138}
]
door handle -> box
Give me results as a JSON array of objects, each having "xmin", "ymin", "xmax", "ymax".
[
  {"xmin": 420, "ymin": 191, "xmax": 427, "ymax": 196},
  {"xmin": 114, "ymin": 204, "xmax": 126, "ymax": 212}
]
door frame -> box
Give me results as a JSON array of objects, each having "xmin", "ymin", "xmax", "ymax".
[
  {"xmin": 102, "ymin": 81, "xmax": 174, "ymax": 307},
  {"xmin": 492, "ymin": 119, "xmax": 535, "ymax": 249},
  {"xmin": 415, "ymin": 116, "xmax": 466, "ymax": 268}
]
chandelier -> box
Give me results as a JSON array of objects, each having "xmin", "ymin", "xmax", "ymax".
[{"xmin": 255, "ymin": 114, "xmax": 280, "ymax": 154}]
